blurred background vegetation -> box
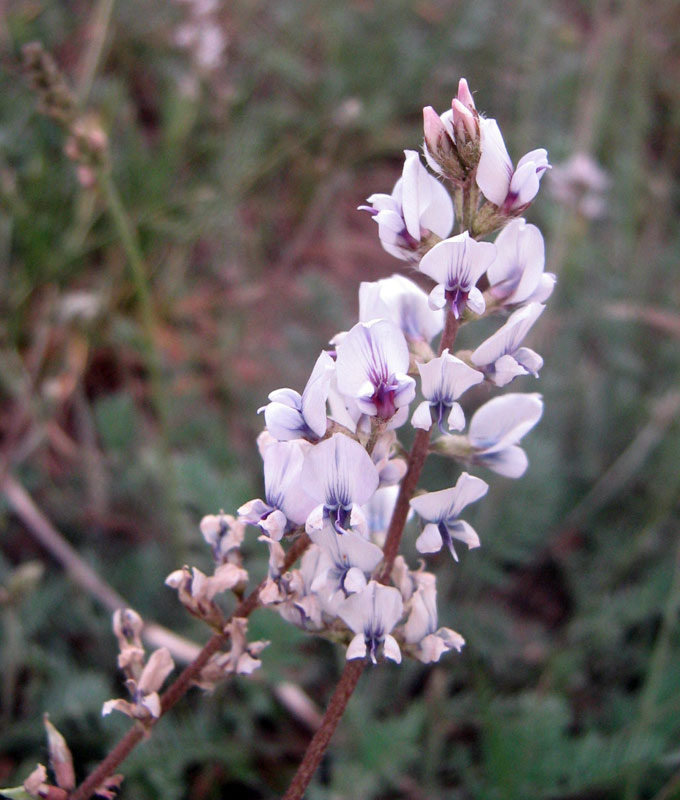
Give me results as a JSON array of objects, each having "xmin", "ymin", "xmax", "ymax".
[{"xmin": 1, "ymin": 0, "xmax": 680, "ymax": 798}]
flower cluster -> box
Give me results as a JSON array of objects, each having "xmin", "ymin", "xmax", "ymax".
[{"xmin": 163, "ymin": 78, "xmax": 553, "ymax": 671}]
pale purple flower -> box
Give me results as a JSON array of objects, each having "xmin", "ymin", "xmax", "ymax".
[
  {"xmin": 339, "ymin": 580, "xmax": 404, "ymax": 664},
  {"xmin": 359, "ymin": 150, "xmax": 454, "ymax": 262},
  {"xmin": 238, "ymin": 441, "xmax": 315, "ymax": 540},
  {"xmin": 471, "ymin": 302, "xmax": 545, "ymax": 386},
  {"xmin": 411, "ymin": 348, "xmax": 484, "ymax": 432},
  {"xmin": 301, "ymin": 433, "xmax": 379, "ymax": 535},
  {"xmin": 359, "ymin": 274, "xmax": 444, "ymax": 345},
  {"xmin": 308, "ymin": 520, "xmax": 384, "ymax": 613},
  {"xmin": 476, "ymin": 117, "xmax": 550, "ymax": 213},
  {"xmin": 335, "ymin": 319, "xmax": 416, "ymax": 421},
  {"xmin": 260, "ymin": 350, "xmax": 334, "ymax": 441},
  {"xmin": 487, "ymin": 218, "xmax": 555, "ymax": 307},
  {"xmin": 403, "ymin": 571, "xmax": 465, "ymax": 663},
  {"xmin": 409, "ymin": 472, "xmax": 488, "ymax": 560},
  {"xmin": 418, "ymin": 231, "xmax": 496, "ymax": 319},
  {"xmin": 468, "ymin": 392, "xmax": 543, "ymax": 478}
]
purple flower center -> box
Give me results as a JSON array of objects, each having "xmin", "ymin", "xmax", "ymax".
[{"xmin": 445, "ymin": 286, "xmax": 469, "ymax": 319}]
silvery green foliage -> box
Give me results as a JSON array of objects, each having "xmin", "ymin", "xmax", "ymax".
[{"xmin": 171, "ymin": 78, "xmax": 553, "ymax": 670}]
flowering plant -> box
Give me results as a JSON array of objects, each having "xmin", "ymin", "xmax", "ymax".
[{"xmin": 10, "ymin": 69, "xmax": 553, "ymax": 800}]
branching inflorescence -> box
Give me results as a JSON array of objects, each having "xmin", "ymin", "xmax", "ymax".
[{"xmin": 11, "ymin": 74, "xmax": 554, "ymax": 800}]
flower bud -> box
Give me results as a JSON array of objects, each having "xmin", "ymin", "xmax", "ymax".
[
  {"xmin": 43, "ymin": 715, "xmax": 75, "ymax": 791},
  {"xmin": 422, "ymin": 106, "xmax": 464, "ymax": 181}
]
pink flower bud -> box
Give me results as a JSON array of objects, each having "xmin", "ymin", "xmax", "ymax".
[
  {"xmin": 452, "ymin": 98, "xmax": 478, "ymax": 143},
  {"xmin": 456, "ymin": 78, "xmax": 476, "ymax": 111}
]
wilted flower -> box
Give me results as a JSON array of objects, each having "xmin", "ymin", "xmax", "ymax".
[
  {"xmin": 339, "ymin": 580, "xmax": 404, "ymax": 664},
  {"xmin": 359, "ymin": 150, "xmax": 454, "ymax": 262},
  {"xmin": 419, "ymin": 231, "xmax": 496, "ymax": 319},
  {"xmin": 44, "ymin": 715, "xmax": 75, "ymax": 791},
  {"xmin": 471, "ymin": 302, "xmax": 545, "ymax": 386},
  {"xmin": 193, "ymin": 618, "xmax": 268, "ymax": 691},
  {"xmin": 410, "ymin": 472, "xmax": 488, "ymax": 559},
  {"xmin": 102, "ymin": 647, "xmax": 174, "ymax": 720},
  {"xmin": 476, "ymin": 117, "xmax": 550, "ymax": 214},
  {"xmin": 165, "ymin": 562, "xmax": 248, "ymax": 626},
  {"xmin": 200, "ymin": 512, "xmax": 245, "ymax": 563}
]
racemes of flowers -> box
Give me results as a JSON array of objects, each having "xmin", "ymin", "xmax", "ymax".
[
  {"xmin": 112, "ymin": 75, "xmax": 555, "ymax": 731},
  {"xmin": 13, "ymin": 74, "xmax": 553, "ymax": 800}
]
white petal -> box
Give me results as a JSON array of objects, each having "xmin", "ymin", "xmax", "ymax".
[
  {"xmin": 301, "ymin": 433, "xmax": 379, "ymax": 508},
  {"xmin": 476, "ymin": 444, "xmax": 529, "ymax": 478},
  {"xmin": 508, "ymin": 160, "xmax": 540, "ymax": 209},
  {"xmin": 468, "ymin": 393, "xmax": 543, "ymax": 453},
  {"xmin": 374, "ymin": 582, "xmax": 405, "ymax": 632},
  {"xmin": 263, "ymin": 402, "xmax": 307, "ymax": 441},
  {"xmin": 428, "ymin": 283, "xmax": 446, "ymax": 310},
  {"xmin": 259, "ymin": 509, "xmax": 288, "ymax": 541},
  {"xmin": 447, "ymin": 402, "xmax": 465, "ymax": 431},
  {"xmin": 401, "ymin": 150, "xmax": 431, "ymax": 240},
  {"xmin": 448, "ymin": 472, "xmax": 489, "ymax": 517},
  {"xmin": 471, "ymin": 302, "xmax": 545, "ymax": 368},
  {"xmin": 383, "ymin": 634, "xmax": 402, "ymax": 664},
  {"xmin": 336, "ymin": 320, "xmax": 411, "ymax": 403},
  {"xmin": 514, "ymin": 347, "xmax": 543, "ymax": 377},
  {"xmin": 343, "ymin": 566, "xmax": 368, "ymax": 594},
  {"xmin": 419, "ymin": 174, "xmax": 455, "ymax": 239},
  {"xmin": 346, "ymin": 633, "xmax": 367, "ymax": 660},
  {"xmin": 488, "ymin": 219, "xmax": 545, "ymax": 306},
  {"xmin": 476, "ymin": 118, "xmax": 513, "ymax": 206},
  {"xmin": 415, "ymin": 522, "xmax": 444, "ymax": 553},
  {"xmin": 138, "ymin": 648, "xmax": 174, "ymax": 694},
  {"xmin": 437, "ymin": 626, "xmax": 465, "ymax": 652},
  {"xmin": 142, "ymin": 692, "xmax": 162, "ymax": 718},
  {"xmin": 411, "ymin": 400, "xmax": 433, "ymax": 430},
  {"xmin": 466, "ymin": 287, "xmax": 486, "ymax": 316},
  {"xmin": 449, "ymin": 519, "xmax": 481, "ymax": 549},
  {"xmin": 418, "ymin": 350, "xmax": 483, "ymax": 403},
  {"xmin": 301, "ymin": 351, "xmax": 335, "ymax": 437},
  {"xmin": 490, "ymin": 355, "xmax": 528, "ymax": 387}
]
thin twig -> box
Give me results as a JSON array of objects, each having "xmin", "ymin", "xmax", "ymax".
[{"xmin": 1, "ymin": 472, "xmax": 201, "ymax": 662}]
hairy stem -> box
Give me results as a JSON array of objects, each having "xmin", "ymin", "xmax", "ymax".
[{"xmin": 281, "ymin": 660, "xmax": 365, "ymax": 800}]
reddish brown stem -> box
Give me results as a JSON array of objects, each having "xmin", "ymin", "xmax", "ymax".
[
  {"xmin": 69, "ymin": 534, "xmax": 311, "ymax": 800},
  {"xmin": 281, "ymin": 660, "xmax": 365, "ymax": 800},
  {"xmin": 379, "ymin": 426, "xmax": 431, "ymax": 583},
  {"xmin": 379, "ymin": 309, "xmax": 459, "ymax": 583}
]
